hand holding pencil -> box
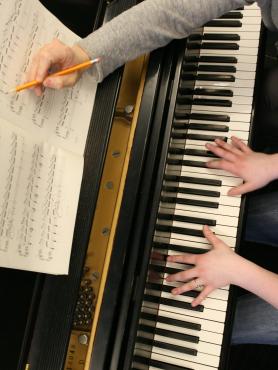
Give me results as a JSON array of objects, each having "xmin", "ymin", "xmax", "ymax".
[{"xmin": 22, "ymin": 39, "xmax": 97, "ymax": 96}]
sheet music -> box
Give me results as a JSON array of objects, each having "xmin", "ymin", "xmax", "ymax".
[
  {"xmin": 0, "ymin": 0, "xmax": 97, "ymax": 156},
  {"xmin": 0, "ymin": 118, "xmax": 83, "ymax": 274},
  {"xmin": 0, "ymin": 0, "xmax": 98, "ymax": 274}
]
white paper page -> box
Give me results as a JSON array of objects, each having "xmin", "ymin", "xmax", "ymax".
[
  {"xmin": 0, "ymin": 117, "xmax": 83, "ymax": 274},
  {"xmin": 0, "ymin": 0, "xmax": 97, "ymax": 156}
]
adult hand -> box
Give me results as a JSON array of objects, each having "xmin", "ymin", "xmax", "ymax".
[
  {"xmin": 206, "ymin": 136, "xmax": 278, "ymax": 195},
  {"xmin": 166, "ymin": 225, "xmax": 241, "ymax": 307},
  {"xmin": 26, "ymin": 39, "xmax": 90, "ymax": 96}
]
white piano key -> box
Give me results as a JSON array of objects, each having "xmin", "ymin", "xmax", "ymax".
[
  {"xmin": 159, "ymin": 206, "xmax": 239, "ymax": 227},
  {"xmin": 203, "ymin": 23, "xmax": 261, "ymax": 33},
  {"xmin": 144, "ymin": 286, "xmax": 228, "ymax": 316},
  {"xmin": 184, "ymin": 69, "xmax": 256, "ymax": 80},
  {"xmin": 197, "ymin": 52, "xmax": 258, "ymax": 65},
  {"xmin": 199, "ymin": 38, "xmax": 259, "ymax": 48},
  {"xmin": 164, "ymin": 178, "xmax": 239, "ymax": 198},
  {"xmin": 162, "ymin": 187, "xmax": 241, "ymax": 207},
  {"xmin": 190, "ymin": 85, "xmax": 254, "ymax": 97},
  {"xmin": 137, "ymin": 331, "xmax": 221, "ymax": 357},
  {"xmin": 135, "ymin": 341, "xmax": 220, "ymax": 368},
  {"xmin": 166, "ymin": 168, "xmax": 243, "ymax": 186},
  {"xmin": 139, "ymin": 317, "xmax": 223, "ymax": 345},
  {"xmin": 160, "ymin": 197, "xmax": 241, "ymax": 218},
  {"xmin": 198, "ymin": 62, "xmax": 256, "ymax": 73},
  {"xmin": 134, "ymin": 349, "xmax": 218, "ymax": 370},
  {"xmin": 192, "ymin": 94, "xmax": 253, "ymax": 106},
  {"xmin": 184, "ymin": 119, "xmax": 250, "ymax": 132},
  {"xmin": 157, "ymin": 219, "xmax": 238, "ymax": 238},
  {"xmin": 212, "ymin": 16, "xmax": 261, "ymax": 26},
  {"xmin": 166, "ymin": 162, "xmax": 242, "ymax": 180},
  {"xmin": 180, "ymin": 128, "xmax": 249, "ymax": 140},
  {"xmin": 179, "ymin": 103, "xmax": 252, "ymax": 114},
  {"xmin": 154, "ymin": 229, "xmax": 236, "ymax": 247},
  {"xmin": 142, "ymin": 307, "xmax": 225, "ymax": 334},
  {"xmin": 164, "ymin": 281, "xmax": 230, "ymax": 301},
  {"xmin": 193, "ymin": 77, "xmax": 254, "ymax": 89}
]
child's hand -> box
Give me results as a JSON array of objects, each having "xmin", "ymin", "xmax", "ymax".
[
  {"xmin": 206, "ymin": 136, "xmax": 278, "ymax": 195},
  {"xmin": 166, "ymin": 225, "xmax": 241, "ymax": 306}
]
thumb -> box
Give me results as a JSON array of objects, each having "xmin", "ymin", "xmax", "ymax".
[
  {"xmin": 228, "ymin": 182, "xmax": 257, "ymax": 196},
  {"xmin": 43, "ymin": 73, "xmax": 79, "ymax": 89},
  {"xmin": 203, "ymin": 225, "xmax": 222, "ymax": 248}
]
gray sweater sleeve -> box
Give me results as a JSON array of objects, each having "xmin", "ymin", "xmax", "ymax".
[{"xmin": 77, "ymin": 0, "xmax": 250, "ymax": 82}]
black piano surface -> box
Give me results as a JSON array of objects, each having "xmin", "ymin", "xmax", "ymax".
[{"xmin": 1, "ymin": 2, "xmax": 278, "ymax": 370}]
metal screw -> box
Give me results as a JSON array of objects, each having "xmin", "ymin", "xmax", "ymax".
[
  {"xmin": 78, "ymin": 334, "xmax": 89, "ymax": 345},
  {"xmin": 112, "ymin": 150, "xmax": 121, "ymax": 158},
  {"xmin": 102, "ymin": 227, "xmax": 110, "ymax": 236},
  {"xmin": 105, "ymin": 181, "xmax": 114, "ymax": 190}
]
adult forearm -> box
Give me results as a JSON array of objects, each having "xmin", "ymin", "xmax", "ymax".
[
  {"xmin": 77, "ymin": 0, "xmax": 246, "ymax": 81},
  {"xmin": 233, "ymin": 257, "xmax": 278, "ymax": 309}
]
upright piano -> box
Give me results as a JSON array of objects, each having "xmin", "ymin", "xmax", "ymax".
[{"xmin": 0, "ymin": 1, "xmax": 267, "ymax": 369}]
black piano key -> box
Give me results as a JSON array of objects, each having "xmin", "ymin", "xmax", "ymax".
[
  {"xmin": 189, "ymin": 33, "xmax": 240, "ymax": 41},
  {"xmin": 181, "ymin": 72, "xmax": 235, "ymax": 82},
  {"xmin": 179, "ymin": 148, "xmax": 217, "ymax": 157},
  {"xmin": 172, "ymin": 121, "xmax": 229, "ymax": 132},
  {"xmin": 204, "ymin": 33, "xmax": 240, "ymax": 40},
  {"xmin": 168, "ymin": 148, "xmax": 217, "ymax": 158},
  {"xmin": 167, "ymin": 158, "xmax": 207, "ymax": 168},
  {"xmin": 138, "ymin": 323, "xmax": 199, "ymax": 344},
  {"xmin": 177, "ymin": 97, "xmax": 232, "ymax": 107},
  {"xmin": 161, "ymin": 196, "xmax": 219, "ymax": 209},
  {"xmin": 182, "ymin": 64, "xmax": 236, "ymax": 73},
  {"xmin": 153, "ymin": 241, "xmax": 207, "ymax": 255},
  {"xmin": 141, "ymin": 312, "xmax": 201, "ymax": 331},
  {"xmin": 156, "ymin": 224, "xmax": 205, "ymax": 238},
  {"xmin": 144, "ymin": 294, "xmax": 204, "ymax": 312},
  {"xmin": 184, "ymin": 55, "xmax": 237, "ymax": 64},
  {"xmin": 187, "ymin": 133, "xmax": 227, "ymax": 141},
  {"xmin": 188, "ymin": 42, "xmax": 239, "ymax": 50},
  {"xmin": 162, "ymin": 185, "xmax": 220, "ymax": 198},
  {"xmin": 187, "ymin": 42, "xmax": 238, "ymax": 50},
  {"xmin": 164, "ymin": 174, "xmax": 221, "ymax": 186},
  {"xmin": 175, "ymin": 112, "xmax": 230, "ymax": 122},
  {"xmin": 149, "ymin": 264, "xmax": 182, "ymax": 275},
  {"xmin": 220, "ymin": 11, "xmax": 243, "ymax": 19},
  {"xmin": 145, "ymin": 282, "xmax": 199, "ymax": 300},
  {"xmin": 205, "ymin": 20, "xmax": 242, "ymax": 27},
  {"xmin": 170, "ymin": 132, "xmax": 227, "ymax": 141},
  {"xmin": 178, "ymin": 87, "xmax": 233, "ymax": 97},
  {"xmin": 133, "ymin": 355, "xmax": 192, "ymax": 370},
  {"xmin": 157, "ymin": 212, "xmax": 216, "ymax": 226},
  {"xmin": 136, "ymin": 336, "xmax": 198, "ymax": 356},
  {"xmin": 149, "ymin": 264, "xmax": 183, "ymax": 275}
]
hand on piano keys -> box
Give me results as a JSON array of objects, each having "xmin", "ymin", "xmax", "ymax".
[
  {"xmin": 166, "ymin": 225, "xmax": 241, "ymax": 307},
  {"xmin": 205, "ymin": 136, "xmax": 278, "ymax": 195}
]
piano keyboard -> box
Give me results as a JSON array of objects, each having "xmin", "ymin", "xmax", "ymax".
[{"xmin": 132, "ymin": 4, "xmax": 262, "ymax": 370}]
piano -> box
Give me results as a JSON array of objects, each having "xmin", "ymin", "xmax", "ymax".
[{"xmin": 0, "ymin": 1, "xmax": 268, "ymax": 369}]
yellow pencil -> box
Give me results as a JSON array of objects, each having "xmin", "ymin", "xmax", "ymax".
[{"xmin": 11, "ymin": 57, "xmax": 100, "ymax": 93}]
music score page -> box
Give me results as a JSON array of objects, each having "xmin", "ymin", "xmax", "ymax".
[{"xmin": 0, "ymin": 0, "xmax": 98, "ymax": 274}]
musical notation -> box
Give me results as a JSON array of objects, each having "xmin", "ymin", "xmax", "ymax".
[
  {"xmin": 0, "ymin": 0, "xmax": 97, "ymax": 156},
  {"xmin": 0, "ymin": 0, "xmax": 96, "ymax": 274}
]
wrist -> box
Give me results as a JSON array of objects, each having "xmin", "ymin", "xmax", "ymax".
[
  {"xmin": 268, "ymin": 153, "xmax": 278, "ymax": 181},
  {"xmin": 72, "ymin": 44, "xmax": 91, "ymax": 64},
  {"xmin": 229, "ymin": 253, "xmax": 250, "ymax": 287}
]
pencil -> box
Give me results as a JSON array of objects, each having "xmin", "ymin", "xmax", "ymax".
[{"xmin": 11, "ymin": 57, "xmax": 100, "ymax": 93}]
